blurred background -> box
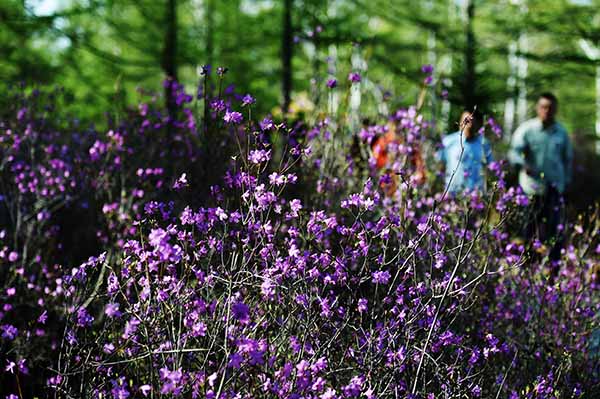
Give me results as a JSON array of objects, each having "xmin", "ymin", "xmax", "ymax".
[{"xmin": 2, "ymin": 0, "xmax": 600, "ymax": 207}]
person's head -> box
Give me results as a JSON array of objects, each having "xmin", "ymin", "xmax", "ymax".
[
  {"xmin": 459, "ymin": 109, "xmax": 483, "ymax": 140},
  {"xmin": 536, "ymin": 92, "xmax": 558, "ymax": 125}
]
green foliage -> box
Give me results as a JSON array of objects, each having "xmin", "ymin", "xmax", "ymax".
[{"xmin": 1, "ymin": 0, "xmax": 599, "ymax": 139}]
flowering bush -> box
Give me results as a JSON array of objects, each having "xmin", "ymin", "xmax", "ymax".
[{"xmin": 1, "ymin": 70, "xmax": 599, "ymax": 398}]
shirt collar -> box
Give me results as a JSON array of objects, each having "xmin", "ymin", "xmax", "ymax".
[{"xmin": 535, "ymin": 118, "xmax": 558, "ymax": 133}]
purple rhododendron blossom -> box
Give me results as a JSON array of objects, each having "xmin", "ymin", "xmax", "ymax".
[
  {"xmin": 260, "ymin": 117, "xmax": 274, "ymax": 131},
  {"xmin": 223, "ymin": 110, "xmax": 243, "ymax": 124},
  {"xmin": 105, "ymin": 303, "xmax": 121, "ymax": 318},
  {"xmin": 248, "ymin": 149, "xmax": 271, "ymax": 164},
  {"xmin": 241, "ymin": 94, "xmax": 255, "ymax": 106},
  {"xmin": 232, "ymin": 301, "xmax": 250, "ymax": 323},
  {"xmin": 1, "ymin": 325, "xmax": 18, "ymax": 340},
  {"xmin": 371, "ymin": 270, "xmax": 391, "ymax": 285},
  {"xmin": 160, "ymin": 367, "xmax": 183, "ymax": 395}
]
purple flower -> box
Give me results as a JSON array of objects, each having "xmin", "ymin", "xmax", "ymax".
[
  {"xmin": 5, "ymin": 360, "xmax": 16, "ymax": 374},
  {"xmin": 468, "ymin": 349, "xmax": 480, "ymax": 366},
  {"xmin": 290, "ymin": 199, "xmax": 302, "ymax": 214},
  {"xmin": 241, "ymin": 94, "xmax": 255, "ymax": 106},
  {"xmin": 149, "ymin": 228, "xmax": 168, "ymax": 247},
  {"xmin": 76, "ymin": 308, "xmax": 94, "ymax": 327},
  {"xmin": 515, "ymin": 192, "xmax": 529, "ymax": 207},
  {"xmin": 103, "ymin": 343, "xmax": 115, "ymax": 354},
  {"xmin": 228, "ymin": 352, "xmax": 244, "ymax": 369},
  {"xmin": 487, "ymin": 117, "xmax": 503, "ymax": 138},
  {"xmin": 16, "ymin": 359, "xmax": 28, "ymax": 375},
  {"xmin": 38, "ymin": 310, "xmax": 48, "ymax": 324},
  {"xmin": 173, "ymin": 173, "xmax": 189, "ymax": 190},
  {"xmin": 348, "ymin": 72, "xmax": 362, "ymax": 83},
  {"xmin": 105, "ymin": 303, "xmax": 121, "ymax": 318},
  {"xmin": 210, "ymin": 99, "xmax": 226, "ymax": 112},
  {"xmin": 107, "ymin": 272, "xmax": 119, "ymax": 295},
  {"xmin": 259, "ymin": 117, "xmax": 274, "ymax": 131},
  {"xmin": 17, "ymin": 108, "xmax": 27, "ymax": 120},
  {"xmin": 110, "ymin": 377, "xmax": 130, "ymax": 399},
  {"xmin": 160, "ymin": 367, "xmax": 183, "ymax": 395},
  {"xmin": 421, "ymin": 64, "xmax": 434, "ymax": 74},
  {"xmin": 1, "ymin": 325, "xmax": 18, "ymax": 340},
  {"xmin": 326, "ymin": 79, "xmax": 338, "ymax": 88},
  {"xmin": 123, "ymin": 318, "xmax": 140, "ymax": 339},
  {"xmin": 66, "ymin": 330, "xmax": 77, "ymax": 346},
  {"xmin": 320, "ymin": 388, "xmax": 337, "ymax": 399},
  {"xmin": 371, "ymin": 270, "xmax": 391, "ymax": 285},
  {"xmin": 223, "ymin": 110, "xmax": 243, "ymax": 124},
  {"xmin": 232, "ymin": 301, "xmax": 250, "ymax": 323},
  {"xmin": 357, "ymin": 298, "xmax": 368, "ymax": 313},
  {"xmin": 8, "ymin": 251, "xmax": 18, "ymax": 262},
  {"xmin": 248, "ymin": 149, "xmax": 271, "ymax": 164}
]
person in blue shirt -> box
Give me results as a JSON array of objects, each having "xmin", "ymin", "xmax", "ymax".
[
  {"xmin": 437, "ymin": 110, "xmax": 493, "ymax": 194},
  {"xmin": 509, "ymin": 92, "xmax": 573, "ymax": 263}
]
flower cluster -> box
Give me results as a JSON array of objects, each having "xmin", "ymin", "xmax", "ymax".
[{"xmin": 0, "ymin": 70, "xmax": 598, "ymax": 399}]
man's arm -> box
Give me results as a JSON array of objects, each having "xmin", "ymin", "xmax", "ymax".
[{"xmin": 508, "ymin": 125, "xmax": 527, "ymax": 168}]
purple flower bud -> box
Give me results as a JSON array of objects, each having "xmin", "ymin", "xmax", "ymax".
[
  {"xmin": 348, "ymin": 72, "xmax": 362, "ymax": 83},
  {"xmin": 421, "ymin": 64, "xmax": 434, "ymax": 74}
]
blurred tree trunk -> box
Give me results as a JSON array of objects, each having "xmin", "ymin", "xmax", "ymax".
[
  {"xmin": 504, "ymin": 0, "xmax": 528, "ymax": 140},
  {"xmin": 463, "ymin": 0, "xmax": 476, "ymax": 110},
  {"xmin": 516, "ymin": 32, "xmax": 529, "ymax": 127},
  {"xmin": 205, "ymin": 0, "xmax": 214, "ymax": 67},
  {"xmin": 427, "ymin": 26, "xmax": 437, "ymax": 123},
  {"xmin": 282, "ymin": 0, "xmax": 293, "ymax": 114},
  {"xmin": 439, "ymin": 0, "xmax": 457, "ymax": 134},
  {"xmin": 163, "ymin": 0, "xmax": 178, "ymax": 122},
  {"xmin": 580, "ymin": 39, "xmax": 600, "ymax": 153},
  {"xmin": 504, "ymin": 40, "xmax": 517, "ymax": 139}
]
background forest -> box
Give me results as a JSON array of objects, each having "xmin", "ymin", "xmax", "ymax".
[
  {"xmin": 3, "ymin": 0, "xmax": 600, "ymax": 207},
  {"xmin": 1, "ymin": 1, "xmax": 598, "ymax": 131}
]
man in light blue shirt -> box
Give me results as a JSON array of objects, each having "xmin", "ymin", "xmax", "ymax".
[
  {"xmin": 437, "ymin": 110, "xmax": 493, "ymax": 194},
  {"xmin": 508, "ymin": 94, "xmax": 573, "ymax": 196},
  {"xmin": 508, "ymin": 92, "xmax": 573, "ymax": 263}
]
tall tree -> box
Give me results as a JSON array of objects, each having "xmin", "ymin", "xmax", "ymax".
[
  {"xmin": 463, "ymin": 0, "xmax": 477, "ymax": 110},
  {"xmin": 163, "ymin": 0, "xmax": 178, "ymax": 122},
  {"xmin": 205, "ymin": 0, "xmax": 214, "ymax": 67},
  {"xmin": 282, "ymin": 0, "xmax": 293, "ymax": 114}
]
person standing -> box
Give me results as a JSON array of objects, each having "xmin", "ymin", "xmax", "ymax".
[
  {"xmin": 437, "ymin": 110, "xmax": 493, "ymax": 194},
  {"xmin": 508, "ymin": 92, "xmax": 573, "ymax": 261}
]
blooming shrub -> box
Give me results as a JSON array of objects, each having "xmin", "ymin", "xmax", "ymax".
[{"xmin": 0, "ymin": 71, "xmax": 599, "ymax": 398}]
